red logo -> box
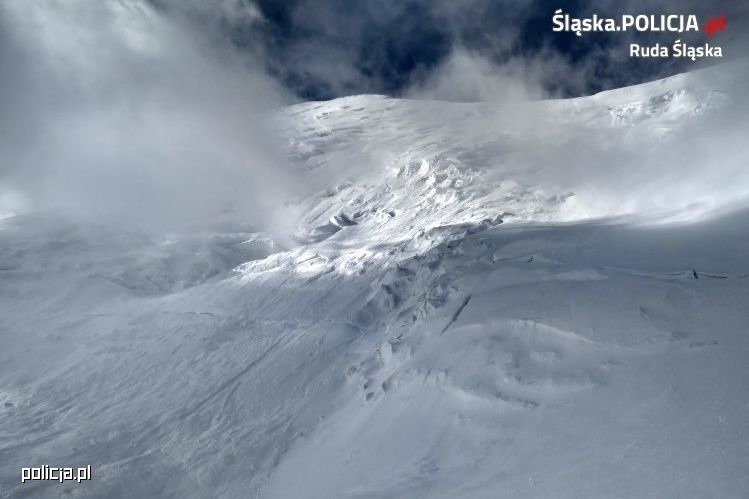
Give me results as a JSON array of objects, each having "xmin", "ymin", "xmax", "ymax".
[{"xmin": 703, "ymin": 13, "xmax": 725, "ymax": 36}]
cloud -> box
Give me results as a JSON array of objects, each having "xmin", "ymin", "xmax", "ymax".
[
  {"xmin": 162, "ymin": 0, "xmax": 749, "ymax": 102},
  {"xmin": 0, "ymin": 0, "xmax": 297, "ymax": 234},
  {"xmin": 404, "ymin": 49, "xmax": 538, "ymax": 102},
  {"xmin": 2, "ymin": 0, "xmax": 746, "ymax": 235}
]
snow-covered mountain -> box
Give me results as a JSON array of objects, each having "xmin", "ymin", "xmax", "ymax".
[{"xmin": 1, "ymin": 61, "xmax": 748, "ymax": 498}]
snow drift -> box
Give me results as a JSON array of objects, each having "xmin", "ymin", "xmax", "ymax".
[{"xmin": 1, "ymin": 61, "xmax": 749, "ymax": 498}]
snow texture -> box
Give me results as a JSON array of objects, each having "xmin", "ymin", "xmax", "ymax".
[{"xmin": 1, "ymin": 61, "xmax": 749, "ymax": 498}]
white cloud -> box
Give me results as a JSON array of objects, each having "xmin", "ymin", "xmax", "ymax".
[{"xmin": 0, "ymin": 0, "xmax": 296, "ymax": 235}]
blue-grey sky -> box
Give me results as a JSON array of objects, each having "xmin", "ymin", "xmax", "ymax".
[{"xmin": 150, "ymin": 0, "xmax": 748, "ymax": 100}]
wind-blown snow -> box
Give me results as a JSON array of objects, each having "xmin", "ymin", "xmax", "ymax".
[{"xmin": 1, "ymin": 62, "xmax": 748, "ymax": 498}]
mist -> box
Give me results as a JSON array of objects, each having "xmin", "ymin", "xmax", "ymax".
[
  {"xmin": 0, "ymin": 0, "xmax": 297, "ymax": 234},
  {"xmin": 2, "ymin": 0, "xmax": 746, "ymax": 235},
  {"xmin": 151, "ymin": 1, "xmax": 749, "ymax": 101},
  {"xmin": 402, "ymin": 49, "xmax": 749, "ymax": 223}
]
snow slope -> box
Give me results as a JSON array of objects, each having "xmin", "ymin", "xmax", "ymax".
[{"xmin": 1, "ymin": 62, "xmax": 748, "ymax": 498}]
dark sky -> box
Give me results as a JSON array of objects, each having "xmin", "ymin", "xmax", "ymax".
[{"xmin": 151, "ymin": 0, "xmax": 749, "ymax": 101}]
